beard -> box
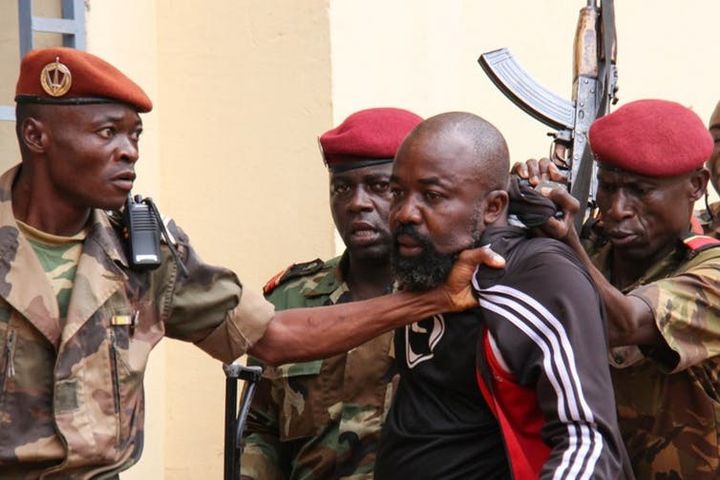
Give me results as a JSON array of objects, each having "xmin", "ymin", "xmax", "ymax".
[{"xmin": 391, "ymin": 223, "xmax": 482, "ymax": 292}]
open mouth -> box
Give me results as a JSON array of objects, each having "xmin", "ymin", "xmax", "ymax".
[
  {"xmin": 111, "ymin": 171, "xmax": 136, "ymax": 191},
  {"xmin": 350, "ymin": 222, "xmax": 380, "ymax": 244}
]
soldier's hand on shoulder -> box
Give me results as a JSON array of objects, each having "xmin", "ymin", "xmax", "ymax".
[
  {"xmin": 538, "ymin": 186, "xmax": 580, "ymax": 243},
  {"xmin": 512, "ymin": 157, "xmax": 567, "ymax": 187},
  {"xmin": 441, "ymin": 246, "xmax": 506, "ymax": 311}
]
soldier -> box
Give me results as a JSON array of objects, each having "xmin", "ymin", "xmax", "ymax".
[
  {"xmin": 374, "ymin": 112, "xmax": 630, "ymax": 479},
  {"xmin": 699, "ymin": 100, "xmax": 720, "ymax": 237},
  {"xmin": 0, "ymin": 48, "xmax": 498, "ymax": 478},
  {"xmin": 518, "ymin": 99, "xmax": 720, "ymax": 479},
  {"xmin": 241, "ymin": 108, "xmax": 422, "ymax": 480}
]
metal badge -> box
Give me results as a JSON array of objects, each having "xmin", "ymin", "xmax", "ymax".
[{"xmin": 40, "ymin": 57, "xmax": 72, "ymax": 97}]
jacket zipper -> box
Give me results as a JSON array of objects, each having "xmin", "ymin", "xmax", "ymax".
[{"xmin": 2, "ymin": 329, "xmax": 16, "ymax": 395}]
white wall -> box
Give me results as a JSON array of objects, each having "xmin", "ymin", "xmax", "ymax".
[{"xmin": 329, "ymin": 1, "xmax": 720, "ymax": 202}]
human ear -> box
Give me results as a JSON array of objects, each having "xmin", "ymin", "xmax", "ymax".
[
  {"xmin": 483, "ymin": 190, "xmax": 509, "ymax": 224},
  {"xmin": 20, "ymin": 117, "xmax": 49, "ymax": 154},
  {"xmin": 688, "ymin": 168, "xmax": 710, "ymax": 203}
]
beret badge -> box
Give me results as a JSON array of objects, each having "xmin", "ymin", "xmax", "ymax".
[{"xmin": 40, "ymin": 57, "xmax": 72, "ymax": 97}]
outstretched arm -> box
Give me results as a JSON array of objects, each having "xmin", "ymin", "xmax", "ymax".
[{"xmin": 251, "ymin": 246, "xmax": 505, "ymax": 365}]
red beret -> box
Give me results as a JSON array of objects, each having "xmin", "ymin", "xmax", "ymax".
[
  {"xmin": 319, "ymin": 108, "xmax": 422, "ymax": 171},
  {"xmin": 589, "ymin": 99, "xmax": 712, "ymax": 177},
  {"xmin": 15, "ymin": 47, "xmax": 152, "ymax": 113}
]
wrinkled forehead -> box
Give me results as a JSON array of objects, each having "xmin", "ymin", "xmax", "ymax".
[{"xmin": 396, "ymin": 129, "xmax": 479, "ymax": 173}]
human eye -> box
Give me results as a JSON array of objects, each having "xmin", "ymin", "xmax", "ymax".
[
  {"xmin": 370, "ymin": 179, "xmax": 390, "ymax": 193},
  {"xmin": 130, "ymin": 128, "xmax": 143, "ymax": 142},
  {"xmin": 597, "ymin": 181, "xmax": 615, "ymax": 194},
  {"xmin": 390, "ymin": 186, "xmax": 406, "ymax": 199},
  {"xmin": 632, "ymin": 183, "xmax": 653, "ymax": 196},
  {"xmin": 97, "ymin": 126, "xmax": 116, "ymax": 139},
  {"xmin": 332, "ymin": 183, "xmax": 350, "ymax": 195},
  {"xmin": 423, "ymin": 190, "xmax": 443, "ymax": 202}
]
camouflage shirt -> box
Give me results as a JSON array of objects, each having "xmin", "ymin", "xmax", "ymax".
[
  {"xmin": 241, "ymin": 254, "xmax": 395, "ymax": 480},
  {"xmin": 0, "ymin": 165, "xmax": 274, "ymax": 479},
  {"xmin": 696, "ymin": 201, "xmax": 720, "ymax": 238},
  {"xmin": 593, "ymin": 237, "xmax": 720, "ymax": 480}
]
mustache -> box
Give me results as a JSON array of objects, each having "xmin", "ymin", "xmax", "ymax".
[{"xmin": 393, "ymin": 223, "xmax": 431, "ymax": 248}]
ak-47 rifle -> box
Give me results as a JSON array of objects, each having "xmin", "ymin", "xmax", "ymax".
[{"xmin": 479, "ymin": 0, "xmax": 618, "ymax": 226}]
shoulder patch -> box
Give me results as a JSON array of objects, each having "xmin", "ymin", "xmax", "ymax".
[
  {"xmin": 263, "ymin": 258, "xmax": 325, "ymax": 295},
  {"xmin": 683, "ymin": 234, "xmax": 720, "ymax": 252}
]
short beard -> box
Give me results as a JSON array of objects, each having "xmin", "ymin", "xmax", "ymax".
[{"xmin": 391, "ymin": 224, "xmax": 482, "ymax": 292}]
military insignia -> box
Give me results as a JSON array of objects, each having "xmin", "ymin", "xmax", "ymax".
[
  {"xmin": 263, "ymin": 266, "xmax": 290, "ymax": 295},
  {"xmin": 40, "ymin": 57, "xmax": 72, "ymax": 97},
  {"xmin": 263, "ymin": 259, "xmax": 325, "ymax": 295},
  {"xmin": 683, "ymin": 234, "xmax": 720, "ymax": 252}
]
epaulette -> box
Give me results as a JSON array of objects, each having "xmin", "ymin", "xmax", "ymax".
[
  {"xmin": 263, "ymin": 258, "xmax": 325, "ymax": 295},
  {"xmin": 683, "ymin": 234, "xmax": 720, "ymax": 252}
]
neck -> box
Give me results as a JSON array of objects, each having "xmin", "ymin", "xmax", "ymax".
[
  {"xmin": 12, "ymin": 167, "xmax": 92, "ymax": 236},
  {"xmin": 345, "ymin": 254, "xmax": 393, "ymax": 301},
  {"xmin": 610, "ymin": 242, "xmax": 675, "ymax": 290}
]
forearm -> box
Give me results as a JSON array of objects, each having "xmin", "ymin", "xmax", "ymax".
[
  {"xmin": 565, "ymin": 229, "xmax": 660, "ymax": 346},
  {"xmin": 249, "ymin": 288, "xmax": 448, "ymax": 365}
]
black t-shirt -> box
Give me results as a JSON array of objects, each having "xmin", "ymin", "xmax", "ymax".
[
  {"xmin": 375, "ymin": 312, "xmax": 509, "ymax": 479},
  {"xmin": 375, "ymin": 226, "xmax": 630, "ymax": 480}
]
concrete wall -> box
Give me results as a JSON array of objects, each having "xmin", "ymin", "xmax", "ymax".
[{"xmin": 0, "ymin": 1, "xmax": 718, "ymax": 479}]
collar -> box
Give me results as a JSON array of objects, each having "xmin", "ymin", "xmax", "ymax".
[
  {"xmin": 478, "ymin": 225, "xmax": 529, "ymax": 257},
  {"xmin": 591, "ymin": 239, "xmax": 688, "ymax": 293},
  {"xmin": 304, "ymin": 251, "xmax": 350, "ymax": 298}
]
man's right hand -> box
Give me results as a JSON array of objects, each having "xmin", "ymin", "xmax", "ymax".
[
  {"xmin": 511, "ymin": 158, "xmax": 581, "ymax": 244},
  {"xmin": 440, "ymin": 246, "xmax": 506, "ymax": 312}
]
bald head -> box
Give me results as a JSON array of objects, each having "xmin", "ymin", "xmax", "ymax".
[
  {"xmin": 398, "ymin": 112, "xmax": 510, "ymax": 191},
  {"xmin": 389, "ymin": 111, "xmax": 510, "ymax": 290}
]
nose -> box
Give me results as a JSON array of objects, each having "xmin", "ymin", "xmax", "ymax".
[
  {"xmin": 605, "ymin": 190, "xmax": 634, "ymax": 222},
  {"xmin": 391, "ymin": 195, "xmax": 421, "ymax": 226},
  {"xmin": 118, "ymin": 135, "xmax": 139, "ymax": 164},
  {"xmin": 348, "ymin": 186, "xmax": 373, "ymax": 212}
]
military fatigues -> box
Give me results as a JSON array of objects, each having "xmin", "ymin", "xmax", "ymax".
[
  {"xmin": 697, "ymin": 201, "xmax": 720, "ymax": 238},
  {"xmin": 0, "ymin": 166, "xmax": 274, "ymax": 479},
  {"xmin": 242, "ymin": 254, "xmax": 395, "ymax": 480},
  {"xmin": 593, "ymin": 236, "xmax": 720, "ymax": 479}
]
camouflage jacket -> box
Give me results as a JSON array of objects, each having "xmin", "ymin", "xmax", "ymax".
[
  {"xmin": 0, "ymin": 165, "xmax": 274, "ymax": 479},
  {"xmin": 696, "ymin": 201, "xmax": 720, "ymax": 238},
  {"xmin": 241, "ymin": 254, "xmax": 395, "ymax": 480},
  {"xmin": 593, "ymin": 236, "xmax": 720, "ymax": 480}
]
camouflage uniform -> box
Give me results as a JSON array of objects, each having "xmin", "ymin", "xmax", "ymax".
[
  {"xmin": 592, "ymin": 236, "xmax": 720, "ymax": 480},
  {"xmin": 241, "ymin": 254, "xmax": 395, "ymax": 480},
  {"xmin": 697, "ymin": 201, "xmax": 720, "ymax": 238},
  {"xmin": 0, "ymin": 165, "xmax": 274, "ymax": 479}
]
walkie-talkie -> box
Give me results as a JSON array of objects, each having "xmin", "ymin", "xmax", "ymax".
[
  {"xmin": 123, "ymin": 194, "xmax": 162, "ymax": 271},
  {"xmin": 122, "ymin": 194, "xmax": 190, "ymax": 276}
]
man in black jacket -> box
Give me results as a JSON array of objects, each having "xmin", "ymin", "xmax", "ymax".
[{"xmin": 374, "ymin": 112, "xmax": 632, "ymax": 479}]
